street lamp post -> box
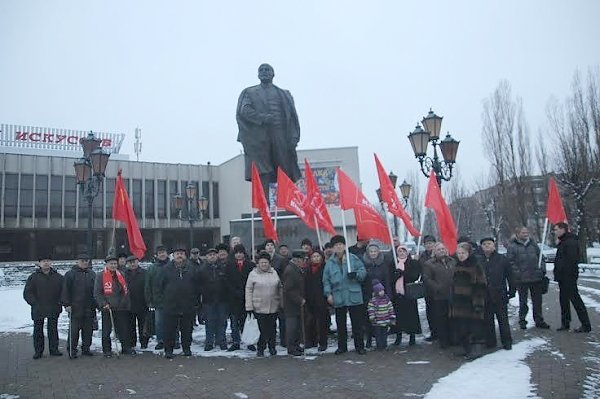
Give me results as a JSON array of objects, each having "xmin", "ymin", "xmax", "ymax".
[
  {"xmin": 407, "ymin": 109, "xmax": 460, "ymax": 187},
  {"xmin": 399, "ymin": 179, "xmax": 412, "ymax": 241},
  {"xmin": 172, "ymin": 183, "xmax": 209, "ymax": 249},
  {"xmin": 73, "ymin": 132, "xmax": 111, "ymax": 260}
]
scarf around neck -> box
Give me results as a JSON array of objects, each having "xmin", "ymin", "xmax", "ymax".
[{"xmin": 103, "ymin": 267, "xmax": 128, "ymax": 296}]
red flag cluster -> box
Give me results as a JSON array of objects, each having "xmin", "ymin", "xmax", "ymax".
[
  {"xmin": 337, "ymin": 168, "xmax": 390, "ymax": 244},
  {"xmin": 112, "ymin": 170, "xmax": 147, "ymax": 259},
  {"xmin": 251, "ymin": 163, "xmax": 279, "ymax": 241}
]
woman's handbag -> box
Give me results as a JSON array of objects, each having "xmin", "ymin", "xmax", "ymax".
[
  {"xmin": 404, "ymin": 279, "xmax": 425, "ymax": 300},
  {"xmin": 241, "ymin": 313, "xmax": 260, "ymax": 345}
]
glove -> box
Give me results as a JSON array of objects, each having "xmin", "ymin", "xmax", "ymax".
[{"xmin": 347, "ymin": 272, "xmax": 357, "ymax": 280}]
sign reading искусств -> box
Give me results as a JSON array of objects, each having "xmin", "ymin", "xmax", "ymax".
[{"xmin": 0, "ymin": 123, "xmax": 125, "ymax": 154}]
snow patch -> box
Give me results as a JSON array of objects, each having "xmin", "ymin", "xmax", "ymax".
[
  {"xmin": 424, "ymin": 338, "xmax": 546, "ymax": 399},
  {"xmin": 0, "ymin": 395, "xmax": 21, "ymax": 399},
  {"xmin": 233, "ymin": 393, "xmax": 249, "ymax": 399},
  {"xmin": 406, "ymin": 361, "xmax": 430, "ymax": 365},
  {"xmin": 343, "ymin": 360, "xmax": 365, "ymax": 365}
]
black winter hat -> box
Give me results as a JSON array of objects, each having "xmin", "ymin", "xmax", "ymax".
[
  {"xmin": 330, "ymin": 235, "xmax": 346, "ymax": 246},
  {"xmin": 38, "ymin": 255, "xmax": 52, "ymax": 262},
  {"xmin": 126, "ymin": 255, "xmax": 138, "ymax": 262},
  {"xmin": 480, "ymin": 237, "xmax": 495, "ymax": 245},
  {"xmin": 292, "ymin": 249, "xmax": 307, "ymax": 259},
  {"xmin": 206, "ymin": 248, "xmax": 218, "ymax": 254},
  {"xmin": 233, "ymin": 244, "xmax": 247, "ymax": 254},
  {"xmin": 77, "ymin": 253, "xmax": 89, "ymax": 260},
  {"xmin": 301, "ymin": 238, "xmax": 313, "ymax": 247},
  {"xmin": 105, "ymin": 255, "xmax": 118, "ymax": 262},
  {"xmin": 215, "ymin": 243, "xmax": 229, "ymax": 253}
]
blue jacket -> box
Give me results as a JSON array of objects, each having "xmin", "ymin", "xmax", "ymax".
[{"xmin": 322, "ymin": 253, "xmax": 367, "ymax": 308}]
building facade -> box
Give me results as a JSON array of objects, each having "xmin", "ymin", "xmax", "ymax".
[{"xmin": 0, "ymin": 125, "xmax": 360, "ymax": 261}]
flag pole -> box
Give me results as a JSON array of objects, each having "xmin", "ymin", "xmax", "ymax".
[
  {"xmin": 383, "ymin": 203, "xmax": 398, "ymax": 266},
  {"xmin": 340, "ymin": 209, "xmax": 352, "ymax": 273},
  {"xmin": 251, "ymin": 211, "xmax": 256, "ymax": 263},
  {"xmin": 314, "ymin": 215, "xmax": 323, "ymax": 250},
  {"xmin": 538, "ymin": 218, "xmax": 549, "ymax": 269},
  {"xmin": 415, "ymin": 199, "xmax": 427, "ymax": 257}
]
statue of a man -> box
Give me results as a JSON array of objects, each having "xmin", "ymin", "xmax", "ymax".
[{"xmin": 236, "ymin": 64, "xmax": 302, "ymax": 195}]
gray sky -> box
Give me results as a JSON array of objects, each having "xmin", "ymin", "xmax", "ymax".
[{"xmin": 1, "ymin": 0, "xmax": 600, "ymax": 201}]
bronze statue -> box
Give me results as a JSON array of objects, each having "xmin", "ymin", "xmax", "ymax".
[{"xmin": 236, "ymin": 64, "xmax": 301, "ymax": 195}]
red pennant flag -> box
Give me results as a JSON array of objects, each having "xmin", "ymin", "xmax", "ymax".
[
  {"xmin": 276, "ymin": 167, "xmax": 315, "ymax": 229},
  {"xmin": 337, "ymin": 168, "xmax": 390, "ymax": 243},
  {"xmin": 112, "ymin": 170, "xmax": 147, "ymax": 259},
  {"xmin": 251, "ymin": 162, "xmax": 278, "ymax": 241},
  {"xmin": 304, "ymin": 159, "xmax": 336, "ymax": 235},
  {"xmin": 547, "ymin": 177, "xmax": 567, "ymax": 224},
  {"xmin": 374, "ymin": 154, "xmax": 421, "ymax": 238},
  {"xmin": 424, "ymin": 170, "xmax": 457, "ymax": 255}
]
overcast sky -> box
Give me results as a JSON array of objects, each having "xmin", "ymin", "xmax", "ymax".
[{"xmin": 1, "ymin": 0, "xmax": 600, "ymax": 202}]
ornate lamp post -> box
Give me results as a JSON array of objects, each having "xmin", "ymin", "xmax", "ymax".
[
  {"xmin": 73, "ymin": 132, "xmax": 110, "ymax": 259},
  {"xmin": 172, "ymin": 182, "xmax": 209, "ymax": 249},
  {"xmin": 375, "ymin": 171, "xmax": 403, "ymax": 237},
  {"xmin": 407, "ymin": 109, "xmax": 460, "ymax": 187},
  {"xmin": 399, "ymin": 180, "xmax": 412, "ymax": 207}
]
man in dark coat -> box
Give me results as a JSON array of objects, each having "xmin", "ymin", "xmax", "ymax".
[
  {"xmin": 225, "ymin": 244, "xmax": 255, "ymax": 351},
  {"xmin": 507, "ymin": 227, "xmax": 550, "ymax": 330},
  {"xmin": 61, "ymin": 253, "xmax": 96, "ymax": 359},
  {"xmin": 480, "ymin": 237, "xmax": 515, "ymax": 350},
  {"xmin": 236, "ymin": 63, "xmax": 301, "ymax": 196},
  {"xmin": 159, "ymin": 247, "xmax": 201, "ymax": 358},
  {"xmin": 419, "ymin": 235, "xmax": 437, "ymax": 341},
  {"xmin": 304, "ymin": 251, "xmax": 329, "ymax": 351},
  {"xmin": 553, "ymin": 222, "xmax": 591, "ymax": 332},
  {"xmin": 145, "ymin": 245, "xmax": 170, "ymax": 350},
  {"xmin": 199, "ymin": 248, "xmax": 229, "ymax": 351},
  {"xmin": 23, "ymin": 255, "xmax": 64, "ymax": 359},
  {"xmin": 348, "ymin": 236, "xmax": 368, "ymax": 258},
  {"xmin": 125, "ymin": 255, "xmax": 149, "ymax": 349},
  {"xmin": 283, "ymin": 250, "xmax": 307, "ymax": 356},
  {"xmin": 265, "ymin": 239, "xmax": 288, "ymax": 345}
]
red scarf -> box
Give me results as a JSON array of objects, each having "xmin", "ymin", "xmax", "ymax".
[
  {"xmin": 236, "ymin": 259, "xmax": 244, "ymax": 273},
  {"xmin": 102, "ymin": 268, "xmax": 128, "ymax": 296},
  {"xmin": 310, "ymin": 261, "xmax": 322, "ymax": 275}
]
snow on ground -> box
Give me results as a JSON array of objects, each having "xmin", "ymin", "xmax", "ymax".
[
  {"xmin": 424, "ymin": 338, "xmax": 546, "ymax": 399},
  {"xmin": 582, "ymin": 341, "xmax": 600, "ymax": 399},
  {"xmin": 0, "ymin": 286, "xmax": 31, "ymax": 334}
]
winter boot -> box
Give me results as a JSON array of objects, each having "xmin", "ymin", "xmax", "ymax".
[
  {"xmin": 227, "ymin": 343, "xmax": 240, "ymax": 352},
  {"xmin": 409, "ymin": 334, "xmax": 416, "ymax": 346},
  {"xmin": 394, "ymin": 333, "xmax": 402, "ymax": 346}
]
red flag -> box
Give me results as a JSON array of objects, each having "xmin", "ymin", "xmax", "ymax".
[
  {"xmin": 112, "ymin": 170, "xmax": 147, "ymax": 259},
  {"xmin": 337, "ymin": 168, "xmax": 390, "ymax": 243},
  {"xmin": 547, "ymin": 177, "xmax": 567, "ymax": 224},
  {"xmin": 276, "ymin": 167, "xmax": 315, "ymax": 229},
  {"xmin": 374, "ymin": 154, "xmax": 421, "ymax": 238},
  {"xmin": 304, "ymin": 159, "xmax": 336, "ymax": 235},
  {"xmin": 424, "ymin": 170, "xmax": 457, "ymax": 255},
  {"xmin": 251, "ymin": 162, "xmax": 278, "ymax": 241}
]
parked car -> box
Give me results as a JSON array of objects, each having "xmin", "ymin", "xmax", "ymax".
[{"xmin": 538, "ymin": 244, "xmax": 557, "ymax": 263}]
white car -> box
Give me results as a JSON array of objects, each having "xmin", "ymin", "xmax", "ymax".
[{"xmin": 538, "ymin": 244, "xmax": 557, "ymax": 263}]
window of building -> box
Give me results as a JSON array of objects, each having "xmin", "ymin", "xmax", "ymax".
[
  {"xmin": 157, "ymin": 180, "xmax": 166, "ymax": 218},
  {"xmin": 20, "ymin": 174, "xmax": 33, "ymax": 217},
  {"xmin": 212, "ymin": 182, "xmax": 219, "ymax": 219},
  {"xmin": 64, "ymin": 176, "xmax": 77, "ymax": 219},
  {"xmin": 169, "ymin": 180, "xmax": 179, "ymax": 218},
  {"xmin": 35, "ymin": 175, "xmax": 49, "ymax": 219},
  {"xmin": 145, "ymin": 179, "xmax": 155, "ymax": 219},
  {"xmin": 4, "ymin": 173, "xmax": 18, "ymax": 217},
  {"xmin": 132, "ymin": 179, "xmax": 142, "ymax": 217},
  {"xmin": 50, "ymin": 176, "xmax": 63, "ymax": 218},
  {"xmin": 202, "ymin": 181, "xmax": 209, "ymax": 216}
]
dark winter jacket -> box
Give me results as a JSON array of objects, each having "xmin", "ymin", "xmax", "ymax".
[
  {"xmin": 362, "ymin": 251, "xmax": 394, "ymax": 300},
  {"xmin": 145, "ymin": 258, "xmax": 169, "ymax": 308},
  {"xmin": 269, "ymin": 252, "xmax": 288, "ymax": 277},
  {"xmin": 422, "ymin": 256, "xmax": 456, "ymax": 301},
  {"xmin": 94, "ymin": 270, "xmax": 131, "ymax": 311},
  {"xmin": 125, "ymin": 267, "xmax": 147, "ymax": 314},
  {"xmin": 61, "ymin": 265, "xmax": 96, "ymax": 318},
  {"xmin": 507, "ymin": 238, "xmax": 545, "ymax": 284},
  {"xmin": 391, "ymin": 258, "xmax": 422, "ymax": 298},
  {"xmin": 226, "ymin": 258, "xmax": 255, "ymax": 315},
  {"xmin": 199, "ymin": 261, "xmax": 228, "ymax": 304},
  {"xmin": 553, "ymin": 232, "xmax": 580, "ymax": 282},
  {"xmin": 391, "ymin": 257, "xmax": 422, "ymax": 335},
  {"xmin": 481, "ymin": 251, "xmax": 515, "ymax": 304},
  {"xmin": 348, "ymin": 243, "xmax": 367, "ymax": 258},
  {"xmin": 450, "ymin": 256, "xmax": 487, "ymax": 320},
  {"xmin": 159, "ymin": 260, "xmax": 201, "ymax": 315},
  {"xmin": 305, "ymin": 261, "xmax": 328, "ymax": 314},
  {"xmin": 23, "ymin": 268, "xmax": 63, "ymax": 320},
  {"xmin": 282, "ymin": 261, "xmax": 305, "ymax": 317}
]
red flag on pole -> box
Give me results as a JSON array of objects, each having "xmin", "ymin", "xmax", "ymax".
[
  {"xmin": 276, "ymin": 167, "xmax": 315, "ymax": 229},
  {"xmin": 337, "ymin": 168, "xmax": 390, "ymax": 243},
  {"xmin": 304, "ymin": 159, "xmax": 336, "ymax": 235},
  {"xmin": 424, "ymin": 170, "xmax": 457, "ymax": 255},
  {"xmin": 112, "ymin": 170, "xmax": 147, "ymax": 259},
  {"xmin": 251, "ymin": 162, "xmax": 278, "ymax": 241},
  {"xmin": 374, "ymin": 154, "xmax": 421, "ymax": 238},
  {"xmin": 546, "ymin": 177, "xmax": 567, "ymax": 224}
]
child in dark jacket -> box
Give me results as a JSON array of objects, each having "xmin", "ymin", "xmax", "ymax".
[{"xmin": 367, "ymin": 280, "xmax": 396, "ymax": 349}]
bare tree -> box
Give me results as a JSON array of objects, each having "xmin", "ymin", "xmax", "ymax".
[{"xmin": 547, "ymin": 68, "xmax": 600, "ymax": 260}]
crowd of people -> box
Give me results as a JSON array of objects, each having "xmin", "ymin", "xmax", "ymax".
[{"xmin": 23, "ymin": 222, "xmax": 592, "ymax": 361}]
